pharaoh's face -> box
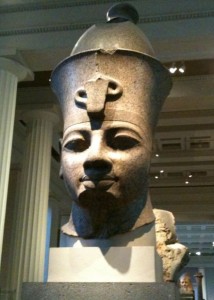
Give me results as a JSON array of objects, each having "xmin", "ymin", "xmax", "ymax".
[
  {"xmin": 60, "ymin": 120, "xmax": 152, "ymax": 209},
  {"xmin": 57, "ymin": 53, "xmax": 156, "ymax": 210}
]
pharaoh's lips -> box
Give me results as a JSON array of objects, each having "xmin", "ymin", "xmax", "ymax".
[{"xmin": 80, "ymin": 175, "xmax": 118, "ymax": 190}]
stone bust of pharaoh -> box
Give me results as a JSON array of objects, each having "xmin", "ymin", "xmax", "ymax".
[{"xmin": 51, "ymin": 4, "xmax": 172, "ymax": 240}]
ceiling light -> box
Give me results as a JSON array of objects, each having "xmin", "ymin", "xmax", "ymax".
[
  {"xmin": 169, "ymin": 63, "xmax": 177, "ymax": 74},
  {"xmin": 212, "ymin": 241, "xmax": 214, "ymax": 247},
  {"xmin": 188, "ymin": 174, "xmax": 192, "ymax": 178},
  {"xmin": 160, "ymin": 170, "xmax": 164, "ymax": 173},
  {"xmin": 196, "ymin": 251, "xmax": 201, "ymax": 256},
  {"xmin": 155, "ymin": 154, "xmax": 159, "ymax": 157},
  {"xmin": 185, "ymin": 181, "xmax": 189, "ymax": 184},
  {"xmin": 155, "ymin": 176, "xmax": 159, "ymax": 179},
  {"xmin": 178, "ymin": 62, "xmax": 185, "ymax": 73}
]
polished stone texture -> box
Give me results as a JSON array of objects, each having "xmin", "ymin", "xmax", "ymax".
[
  {"xmin": 55, "ymin": 52, "xmax": 159, "ymax": 238},
  {"xmin": 48, "ymin": 3, "xmax": 187, "ymax": 287},
  {"xmin": 22, "ymin": 282, "xmax": 180, "ymax": 300},
  {"xmin": 51, "ymin": 3, "xmax": 172, "ymax": 239}
]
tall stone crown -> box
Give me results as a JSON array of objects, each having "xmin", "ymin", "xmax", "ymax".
[{"xmin": 51, "ymin": 3, "xmax": 172, "ymax": 131}]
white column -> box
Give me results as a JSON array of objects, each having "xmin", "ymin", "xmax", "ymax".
[
  {"xmin": 15, "ymin": 110, "xmax": 58, "ymax": 295},
  {"xmin": 0, "ymin": 58, "xmax": 33, "ymax": 269}
]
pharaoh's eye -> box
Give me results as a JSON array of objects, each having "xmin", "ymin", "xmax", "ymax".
[
  {"xmin": 110, "ymin": 135, "xmax": 140, "ymax": 150},
  {"xmin": 64, "ymin": 139, "xmax": 89, "ymax": 152}
]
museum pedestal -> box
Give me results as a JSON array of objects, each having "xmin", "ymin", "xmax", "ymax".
[
  {"xmin": 48, "ymin": 246, "xmax": 162, "ymax": 282},
  {"xmin": 42, "ymin": 225, "xmax": 180, "ymax": 299},
  {"xmin": 22, "ymin": 282, "xmax": 180, "ymax": 300},
  {"xmin": 49, "ymin": 223, "xmax": 163, "ymax": 283}
]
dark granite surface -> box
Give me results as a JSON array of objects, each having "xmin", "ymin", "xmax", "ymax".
[{"xmin": 22, "ymin": 282, "xmax": 180, "ymax": 300}]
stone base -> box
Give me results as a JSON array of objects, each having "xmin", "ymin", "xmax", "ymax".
[{"xmin": 22, "ymin": 282, "xmax": 180, "ymax": 300}]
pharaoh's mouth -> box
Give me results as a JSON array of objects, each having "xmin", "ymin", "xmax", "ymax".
[{"xmin": 80, "ymin": 175, "xmax": 118, "ymax": 190}]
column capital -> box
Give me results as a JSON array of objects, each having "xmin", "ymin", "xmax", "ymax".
[
  {"xmin": 21, "ymin": 109, "xmax": 60, "ymax": 127},
  {"xmin": 0, "ymin": 57, "xmax": 34, "ymax": 82}
]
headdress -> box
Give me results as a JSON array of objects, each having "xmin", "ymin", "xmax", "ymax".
[{"xmin": 51, "ymin": 3, "xmax": 172, "ymax": 131}]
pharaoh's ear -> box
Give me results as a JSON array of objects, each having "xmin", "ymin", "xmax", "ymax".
[{"xmin": 59, "ymin": 138, "xmax": 64, "ymax": 180}]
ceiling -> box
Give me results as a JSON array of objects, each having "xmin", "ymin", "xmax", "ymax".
[{"xmin": 2, "ymin": 0, "xmax": 214, "ymax": 266}]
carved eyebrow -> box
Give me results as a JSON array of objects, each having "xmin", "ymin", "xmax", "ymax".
[
  {"xmin": 63, "ymin": 130, "xmax": 90, "ymax": 143},
  {"xmin": 118, "ymin": 129, "xmax": 142, "ymax": 139},
  {"xmin": 107, "ymin": 127, "xmax": 143, "ymax": 140}
]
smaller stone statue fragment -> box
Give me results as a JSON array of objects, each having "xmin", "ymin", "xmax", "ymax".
[{"xmin": 154, "ymin": 209, "xmax": 189, "ymax": 282}]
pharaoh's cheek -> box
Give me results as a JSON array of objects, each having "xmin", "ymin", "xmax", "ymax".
[
  {"xmin": 112, "ymin": 152, "xmax": 150, "ymax": 197},
  {"xmin": 61, "ymin": 155, "xmax": 84, "ymax": 195}
]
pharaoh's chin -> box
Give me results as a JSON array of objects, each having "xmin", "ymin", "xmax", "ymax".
[
  {"xmin": 77, "ymin": 188, "xmax": 122, "ymax": 210},
  {"xmin": 76, "ymin": 175, "xmax": 147, "ymax": 211},
  {"xmin": 76, "ymin": 173, "xmax": 122, "ymax": 208}
]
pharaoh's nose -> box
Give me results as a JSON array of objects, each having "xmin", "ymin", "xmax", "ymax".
[
  {"xmin": 84, "ymin": 160, "xmax": 112, "ymax": 177},
  {"xmin": 83, "ymin": 144, "xmax": 112, "ymax": 177}
]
